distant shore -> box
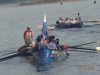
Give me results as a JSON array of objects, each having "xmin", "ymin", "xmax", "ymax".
[{"xmin": 19, "ymin": 0, "xmax": 83, "ymax": 6}]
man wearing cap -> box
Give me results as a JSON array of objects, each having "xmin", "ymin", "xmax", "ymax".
[
  {"xmin": 23, "ymin": 26, "xmax": 33, "ymax": 44},
  {"xmin": 18, "ymin": 26, "xmax": 34, "ymax": 52}
]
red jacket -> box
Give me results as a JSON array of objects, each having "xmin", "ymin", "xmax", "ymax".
[{"xmin": 23, "ymin": 30, "xmax": 33, "ymax": 40}]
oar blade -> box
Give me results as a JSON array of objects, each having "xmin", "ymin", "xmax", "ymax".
[{"xmin": 95, "ymin": 47, "xmax": 100, "ymax": 51}]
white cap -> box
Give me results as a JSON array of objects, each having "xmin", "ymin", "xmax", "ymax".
[{"xmin": 27, "ymin": 26, "xmax": 31, "ymax": 29}]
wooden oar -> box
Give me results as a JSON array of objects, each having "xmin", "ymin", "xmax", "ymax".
[
  {"xmin": 0, "ymin": 51, "xmax": 28, "ymax": 62},
  {"xmin": 0, "ymin": 44, "xmax": 29, "ymax": 57},
  {"xmin": 36, "ymin": 41, "xmax": 98, "ymax": 52},
  {"xmin": 83, "ymin": 20, "xmax": 100, "ymax": 23},
  {"xmin": 0, "ymin": 51, "xmax": 17, "ymax": 57},
  {"xmin": 68, "ymin": 50, "xmax": 99, "ymax": 53},
  {"xmin": 72, "ymin": 41, "xmax": 97, "ymax": 47},
  {"xmin": 67, "ymin": 41, "xmax": 98, "ymax": 51},
  {"xmin": 68, "ymin": 46, "xmax": 100, "ymax": 51},
  {"xmin": 0, "ymin": 52, "xmax": 19, "ymax": 62},
  {"xmin": 38, "ymin": 24, "xmax": 56, "ymax": 30}
]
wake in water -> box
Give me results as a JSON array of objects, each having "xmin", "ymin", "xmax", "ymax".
[{"xmin": 30, "ymin": 54, "xmax": 68, "ymax": 72}]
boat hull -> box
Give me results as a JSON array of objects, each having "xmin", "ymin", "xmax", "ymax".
[
  {"xmin": 31, "ymin": 48, "xmax": 62, "ymax": 64},
  {"xmin": 55, "ymin": 21, "xmax": 83, "ymax": 28}
]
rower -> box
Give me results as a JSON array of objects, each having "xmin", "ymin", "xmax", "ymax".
[
  {"xmin": 37, "ymin": 34, "xmax": 43, "ymax": 40},
  {"xmin": 51, "ymin": 36, "xmax": 62, "ymax": 50},
  {"xmin": 59, "ymin": 17, "xmax": 63, "ymax": 23},
  {"xmin": 52, "ymin": 36, "xmax": 56, "ymax": 44},
  {"xmin": 36, "ymin": 34, "xmax": 43, "ymax": 43},
  {"xmin": 75, "ymin": 18, "xmax": 79, "ymax": 23},
  {"xmin": 47, "ymin": 38, "xmax": 57, "ymax": 50},
  {"xmin": 77, "ymin": 13, "xmax": 81, "ymax": 22},
  {"xmin": 71, "ymin": 18, "xmax": 77, "ymax": 24},
  {"xmin": 35, "ymin": 38, "xmax": 42, "ymax": 50},
  {"xmin": 56, "ymin": 38, "xmax": 61, "ymax": 50},
  {"xmin": 35, "ymin": 37, "xmax": 48, "ymax": 50},
  {"xmin": 65, "ymin": 18, "xmax": 70, "ymax": 25}
]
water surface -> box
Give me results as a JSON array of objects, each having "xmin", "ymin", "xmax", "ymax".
[{"xmin": 0, "ymin": 0, "xmax": 100, "ymax": 75}]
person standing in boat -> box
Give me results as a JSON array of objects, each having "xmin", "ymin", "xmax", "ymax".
[
  {"xmin": 23, "ymin": 26, "xmax": 34, "ymax": 44},
  {"xmin": 77, "ymin": 13, "xmax": 81, "ymax": 22},
  {"xmin": 18, "ymin": 26, "xmax": 34, "ymax": 52}
]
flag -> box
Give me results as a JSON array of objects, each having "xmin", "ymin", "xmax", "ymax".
[{"xmin": 42, "ymin": 13, "xmax": 49, "ymax": 39}]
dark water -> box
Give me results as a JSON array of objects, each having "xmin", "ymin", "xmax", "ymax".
[{"xmin": 0, "ymin": 0, "xmax": 100, "ymax": 75}]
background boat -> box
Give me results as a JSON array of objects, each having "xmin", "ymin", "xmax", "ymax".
[
  {"xmin": 55, "ymin": 21, "xmax": 83, "ymax": 28},
  {"xmin": 38, "ymin": 21, "xmax": 83, "ymax": 30}
]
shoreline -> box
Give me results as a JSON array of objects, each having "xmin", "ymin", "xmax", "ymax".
[{"xmin": 19, "ymin": 0, "xmax": 84, "ymax": 6}]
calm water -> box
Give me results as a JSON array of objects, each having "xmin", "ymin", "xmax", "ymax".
[{"xmin": 0, "ymin": 0, "xmax": 100, "ymax": 75}]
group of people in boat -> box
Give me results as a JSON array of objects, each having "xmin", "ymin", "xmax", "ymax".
[
  {"xmin": 56, "ymin": 13, "xmax": 81, "ymax": 25},
  {"xmin": 35, "ymin": 35, "xmax": 62, "ymax": 51},
  {"xmin": 18, "ymin": 26, "xmax": 67, "ymax": 53}
]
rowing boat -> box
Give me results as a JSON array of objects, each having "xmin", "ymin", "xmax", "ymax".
[
  {"xmin": 38, "ymin": 22, "xmax": 83, "ymax": 30},
  {"xmin": 55, "ymin": 21, "xmax": 83, "ymax": 28},
  {"xmin": 17, "ymin": 43, "xmax": 68, "ymax": 64}
]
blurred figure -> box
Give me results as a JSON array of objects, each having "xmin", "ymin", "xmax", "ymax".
[
  {"xmin": 18, "ymin": 26, "xmax": 34, "ymax": 52},
  {"xmin": 56, "ymin": 38, "xmax": 61, "ymax": 50},
  {"xmin": 47, "ymin": 38, "xmax": 57, "ymax": 50},
  {"xmin": 77, "ymin": 13, "xmax": 81, "ymax": 22},
  {"xmin": 94, "ymin": 0, "xmax": 96, "ymax": 4},
  {"xmin": 23, "ymin": 26, "xmax": 33, "ymax": 44}
]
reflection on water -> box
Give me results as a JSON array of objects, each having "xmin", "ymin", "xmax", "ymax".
[{"xmin": 30, "ymin": 53, "xmax": 68, "ymax": 72}]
